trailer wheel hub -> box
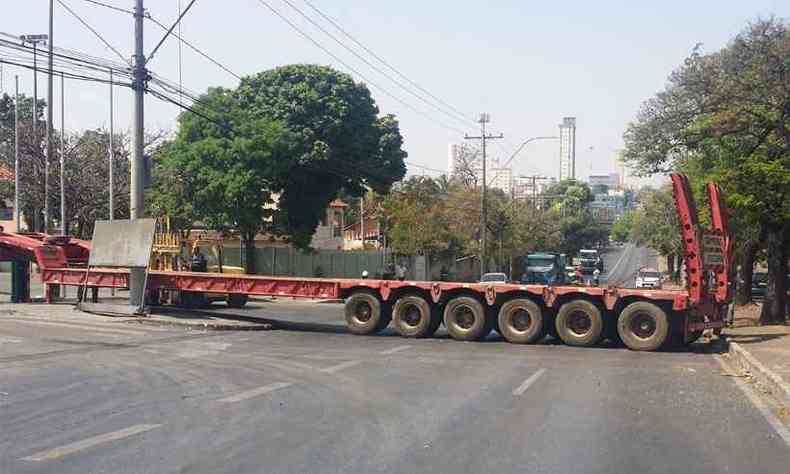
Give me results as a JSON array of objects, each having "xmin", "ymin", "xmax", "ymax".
[
  {"xmin": 403, "ymin": 304, "xmax": 422, "ymax": 327},
  {"xmin": 354, "ymin": 302, "xmax": 372, "ymax": 323},
  {"xmin": 454, "ymin": 305, "xmax": 476, "ymax": 329},
  {"xmin": 631, "ymin": 313, "xmax": 656, "ymax": 339},
  {"xmin": 568, "ymin": 310, "xmax": 592, "ymax": 336},
  {"xmin": 511, "ymin": 308, "xmax": 532, "ymax": 332}
]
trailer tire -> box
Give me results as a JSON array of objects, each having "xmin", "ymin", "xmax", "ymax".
[
  {"xmin": 226, "ymin": 294, "xmax": 248, "ymax": 308},
  {"xmin": 617, "ymin": 302, "xmax": 669, "ymax": 351},
  {"xmin": 555, "ymin": 300, "xmax": 604, "ymax": 347},
  {"xmin": 498, "ymin": 299, "xmax": 545, "ymax": 344},
  {"xmin": 444, "ymin": 296, "xmax": 489, "ymax": 341},
  {"xmin": 393, "ymin": 295, "xmax": 437, "ymax": 338},
  {"xmin": 345, "ymin": 292, "xmax": 386, "ymax": 335}
]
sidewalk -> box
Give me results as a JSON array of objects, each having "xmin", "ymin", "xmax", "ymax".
[{"xmin": 722, "ymin": 303, "xmax": 790, "ymax": 407}]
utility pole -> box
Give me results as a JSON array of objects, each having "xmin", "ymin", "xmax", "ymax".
[
  {"xmin": 522, "ymin": 174, "xmax": 548, "ymax": 209},
  {"xmin": 109, "ymin": 69, "xmax": 114, "ymax": 221},
  {"xmin": 46, "ymin": 0, "xmax": 54, "ymax": 233},
  {"xmin": 465, "ymin": 113, "xmax": 503, "ymax": 276},
  {"xmin": 359, "ymin": 197, "xmax": 364, "ymax": 248},
  {"xmin": 128, "ymin": 0, "xmax": 147, "ymax": 309},
  {"xmin": 60, "ymin": 72, "xmax": 65, "ymax": 235},
  {"xmin": 14, "ymin": 76, "xmax": 20, "ymax": 231}
]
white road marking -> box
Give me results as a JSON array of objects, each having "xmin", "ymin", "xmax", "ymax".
[
  {"xmin": 714, "ymin": 355, "xmax": 790, "ymax": 447},
  {"xmin": 513, "ymin": 368, "xmax": 547, "ymax": 396},
  {"xmin": 21, "ymin": 424, "xmax": 161, "ymax": 462},
  {"xmin": 606, "ymin": 243, "xmax": 632, "ymax": 282},
  {"xmin": 7, "ymin": 319, "xmax": 147, "ymax": 336},
  {"xmin": 219, "ymin": 382, "xmax": 292, "ymax": 403},
  {"xmin": 320, "ymin": 360, "xmax": 363, "ymax": 374},
  {"xmin": 0, "ymin": 336, "xmax": 23, "ymax": 344},
  {"xmin": 380, "ymin": 345, "xmax": 411, "ymax": 355}
]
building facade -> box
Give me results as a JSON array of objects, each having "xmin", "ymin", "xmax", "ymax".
[{"xmin": 558, "ymin": 117, "xmax": 577, "ymax": 181}]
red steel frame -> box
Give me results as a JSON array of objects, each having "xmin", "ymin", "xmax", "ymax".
[{"xmin": 0, "ymin": 173, "xmax": 732, "ymax": 334}]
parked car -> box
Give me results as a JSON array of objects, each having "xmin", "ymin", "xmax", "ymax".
[
  {"xmin": 635, "ymin": 268, "xmax": 662, "ymax": 289},
  {"xmin": 480, "ymin": 272, "xmax": 508, "ymax": 284}
]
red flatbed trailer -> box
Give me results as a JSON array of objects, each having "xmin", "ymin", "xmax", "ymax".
[{"xmin": 1, "ymin": 173, "xmax": 733, "ymax": 351}]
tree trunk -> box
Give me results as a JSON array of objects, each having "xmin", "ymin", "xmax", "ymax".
[
  {"xmin": 666, "ymin": 255, "xmax": 675, "ymax": 279},
  {"xmin": 736, "ymin": 242, "xmax": 758, "ymax": 305},
  {"xmin": 242, "ymin": 232, "xmax": 257, "ymax": 275},
  {"xmin": 759, "ymin": 225, "xmax": 788, "ymax": 325}
]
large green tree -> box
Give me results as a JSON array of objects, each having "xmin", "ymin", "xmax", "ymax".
[
  {"xmin": 623, "ymin": 18, "xmax": 790, "ymax": 323},
  {"xmin": 152, "ymin": 65, "xmax": 406, "ymax": 273}
]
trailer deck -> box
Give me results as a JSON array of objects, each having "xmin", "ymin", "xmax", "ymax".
[{"xmin": 0, "ymin": 173, "xmax": 732, "ymax": 351}]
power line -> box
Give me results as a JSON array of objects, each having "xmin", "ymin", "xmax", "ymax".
[
  {"xmin": 299, "ymin": 0, "xmax": 472, "ymax": 125},
  {"xmin": 0, "ymin": 57, "xmax": 131, "ymax": 87},
  {"xmin": 80, "ymin": 0, "xmax": 133, "ymax": 15},
  {"xmin": 145, "ymin": 15, "xmax": 241, "ymax": 80},
  {"xmin": 280, "ymin": 0, "xmax": 472, "ymax": 129},
  {"xmin": 147, "ymin": 0, "xmax": 198, "ymax": 63},
  {"xmin": 56, "ymin": 0, "xmax": 130, "ymax": 65},
  {"xmin": 255, "ymin": 0, "xmax": 466, "ymax": 135}
]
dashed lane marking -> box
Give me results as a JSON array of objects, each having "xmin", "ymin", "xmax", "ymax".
[
  {"xmin": 513, "ymin": 368, "xmax": 547, "ymax": 396},
  {"xmin": 714, "ymin": 355, "xmax": 790, "ymax": 447},
  {"xmin": 218, "ymin": 382, "xmax": 293, "ymax": 403},
  {"xmin": 320, "ymin": 360, "xmax": 363, "ymax": 374},
  {"xmin": 21, "ymin": 424, "xmax": 162, "ymax": 462},
  {"xmin": 380, "ymin": 345, "xmax": 411, "ymax": 355}
]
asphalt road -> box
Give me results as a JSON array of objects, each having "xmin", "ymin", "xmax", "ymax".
[
  {"xmin": 1, "ymin": 301, "xmax": 789, "ymax": 474},
  {"xmin": 599, "ymin": 243, "xmax": 658, "ymax": 287}
]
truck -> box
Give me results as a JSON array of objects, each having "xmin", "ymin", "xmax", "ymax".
[
  {"xmin": 0, "ymin": 173, "xmax": 733, "ymax": 352},
  {"xmin": 578, "ymin": 249, "xmax": 603, "ymax": 274},
  {"xmin": 520, "ymin": 253, "xmax": 566, "ymax": 285}
]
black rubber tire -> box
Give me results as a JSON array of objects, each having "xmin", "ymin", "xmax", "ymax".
[
  {"xmin": 392, "ymin": 295, "xmax": 436, "ymax": 338},
  {"xmin": 345, "ymin": 292, "xmax": 386, "ymax": 335},
  {"xmin": 555, "ymin": 299, "xmax": 604, "ymax": 347},
  {"xmin": 617, "ymin": 301, "xmax": 670, "ymax": 351},
  {"xmin": 497, "ymin": 298, "xmax": 545, "ymax": 344},
  {"xmin": 226, "ymin": 294, "xmax": 248, "ymax": 308},
  {"xmin": 444, "ymin": 296, "xmax": 489, "ymax": 341}
]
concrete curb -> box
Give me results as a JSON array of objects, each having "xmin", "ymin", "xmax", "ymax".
[
  {"xmin": 127, "ymin": 317, "xmax": 275, "ymax": 331},
  {"xmin": 727, "ymin": 341, "xmax": 790, "ymax": 407}
]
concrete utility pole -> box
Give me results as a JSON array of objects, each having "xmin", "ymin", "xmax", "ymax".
[
  {"xmin": 465, "ymin": 114, "xmax": 503, "ymax": 276},
  {"xmin": 46, "ymin": 0, "xmax": 54, "ymax": 233},
  {"xmin": 129, "ymin": 0, "xmax": 147, "ymax": 308},
  {"xmin": 60, "ymin": 72, "xmax": 65, "ymax": 235},
  {"xmin": 109, "ymin": 69, "xmax": 114, "ymax": 221},
  {"xmin": 14, "ymin": 75, "xmax": 20, "ymax": 231}
]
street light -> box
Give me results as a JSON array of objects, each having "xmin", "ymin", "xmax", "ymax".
[
  {"xmin": 20, "ymin": 34, "xmax": 48, "ymax": 232},
  {"xmin": 501, "ymin": 136, "xmax": 559, "ymax": 170}
]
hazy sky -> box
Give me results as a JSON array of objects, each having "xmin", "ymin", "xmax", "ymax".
[{"xmin": 4, "ymin": 1, "xmax": 788, "ymax": 184}]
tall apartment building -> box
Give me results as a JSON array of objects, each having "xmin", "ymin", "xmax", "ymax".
[{"xmin": 558, "ymin": 117, "xmax": 577, "ymax": 181}]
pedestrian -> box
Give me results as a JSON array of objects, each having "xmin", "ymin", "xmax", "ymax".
[
  {"xmin": 361, "ymin": 270, "xmax": 369, "ymax": 279},
  {"xmin": 593, "ymin": 268, "xmax": 601, "ymax": 287},
  {"xmin": 396, "ymin": 262, "xmax": 406, "ymax": 281}
]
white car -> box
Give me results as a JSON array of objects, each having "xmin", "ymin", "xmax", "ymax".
[
  {"xmin": 635, "ymin": 269, "xmax": 662, "ymax": 289},
  {"xmin": 480, "ymin": 273, "xmax": 508, "ymax": 284}
]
